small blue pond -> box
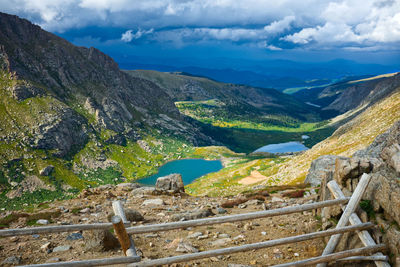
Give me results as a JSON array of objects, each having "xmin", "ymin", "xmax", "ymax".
[
  {"xmin": 136, "ymin": 158, "xmax": 223, "ymax": 185},
  {"xmin": 255, "ymin": 141, "xmax": 308, "ymax": 154}
]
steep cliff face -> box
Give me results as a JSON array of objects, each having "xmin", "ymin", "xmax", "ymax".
[{"xmin": 0, "ymin": 12, "xmax": 214, "ymax": 156}]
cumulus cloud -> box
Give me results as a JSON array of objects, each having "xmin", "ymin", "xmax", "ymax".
[
  {"xmin": 121, "ymin": 28, "xmax": 154, "ymax": 42},
  {"xmin": 0, "ymin": 0, "xmax": 399, "ymax": 50}
]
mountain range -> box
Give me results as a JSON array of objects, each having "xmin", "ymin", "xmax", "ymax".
[{"xmin": 0, "ymin": 11, "xmax": 399, "ymax": 210}]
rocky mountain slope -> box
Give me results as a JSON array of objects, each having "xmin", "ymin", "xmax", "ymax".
[
  {"xmin": 127, "ymin": 70, "xmax": 334, "ymax": 153},
  {"xmin": 127, "ymin": 70, "xmax": 322, "ymax": 126},
  {"xmin": 0, "ymin": 12, "xmax": 221, "ymax": 209},
  {"xmin": 293, "ymin": 72, "xmax": 399, "ymax": 115},
  {"xmin": 187, "ymin": 77, "xmax": 400, "ymax": 196}
]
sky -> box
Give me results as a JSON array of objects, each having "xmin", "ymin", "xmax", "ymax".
[{"xmin": 1, "ymin": 0, "xmax": 400, "ymax": 69}]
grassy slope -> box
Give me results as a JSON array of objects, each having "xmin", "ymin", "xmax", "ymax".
[
  {"xmin": 0, "ymin": 71, "xmax": 238, "ymax": 210},
  {"xmin": 187, "ymin": 88, "xmax": 400, "ymax": 196}
]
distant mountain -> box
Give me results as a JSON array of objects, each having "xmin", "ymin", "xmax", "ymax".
[
  {"xmin": 127, "ymin": 69, "xmax": 322, "ymax": 124},
  {"xmin": 119, "ymin": 57, "xmax": 398, "ymax": 91},
  {"xmin": 293, "ymin": 72, "xmax": 400, "ymax": 115}
]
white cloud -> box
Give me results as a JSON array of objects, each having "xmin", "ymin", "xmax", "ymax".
[
  {"xmin": 121, "ymin": 30, "xmax": 134, "ymax": 42},
  {"xmin": 121, "ymin": 28, "xmax": 154, "ymax": 42},
  {"xmin": 0, "ymin": 0, "xmax": 399, "ymax": 49}
]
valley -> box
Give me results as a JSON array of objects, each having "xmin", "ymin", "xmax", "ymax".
[{"xmin": 0, "ymin": 11, "xmax": 399, "ymax": 216}]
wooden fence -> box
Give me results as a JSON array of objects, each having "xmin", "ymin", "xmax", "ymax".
[{"xmin": 0, "ymin": 173, "xmax": 390, "ymax": 267}]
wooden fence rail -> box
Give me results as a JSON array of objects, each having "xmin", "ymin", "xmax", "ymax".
[{"xmin": 18, "ymin": 256, "xmax": 141, "ymax": 267}]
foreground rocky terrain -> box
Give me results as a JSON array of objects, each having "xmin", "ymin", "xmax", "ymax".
[{"xmin": 0, "ymin": 182, "xmax": 323, "ymax": 266}]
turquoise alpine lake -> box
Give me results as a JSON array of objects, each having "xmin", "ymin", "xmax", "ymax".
[
  {"xmin": 255, "ymin": 141, "xmax": 308, "ymax": 153},
  {"xmin": 136, "ymin": 158, "xmax": 223, "ymax": 185}
]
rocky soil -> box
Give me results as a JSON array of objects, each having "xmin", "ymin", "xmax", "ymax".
[{"xmin": 0, "ymin": 183, "xmax": 324, "ymax": 266}]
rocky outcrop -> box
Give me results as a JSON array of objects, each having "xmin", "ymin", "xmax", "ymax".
[
  {"xmin": 29, "ymin": 106, "xmax": 88, "ymax": 157},
  {"xmin": 8, "ymin": 82, "xmax": 44, "ymax": 101},
  {"xmin": 309, "ymin": 120, "xmax": 400, "ymax": 263},
  {"xmin": 155, "ymin": 173, "xmax": 185, "ymax": 193},
  {"xmin": 305, "ymin": 155, "xmax": 347, "ymax": 186}
]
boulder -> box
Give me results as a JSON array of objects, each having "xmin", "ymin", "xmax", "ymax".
[
  {"xmin": 142, "ymin": 198, "xmax": 164, "ymax": 206},
  {"xmin": 2, "ymin": 256, "xmax": 21, "ymax": 265},
  {"xmin": 131, "ymin": 186, "xmax": 155, "ymax": 196},
  {"xmin": 40, "ymin": 165, "xmax": 54, "ymax": 176},
  {"xmin": 334, "ymin": 157, "xmax": 372, "ymax": 186},
  {"xmin": 305, "ymin": 155, "xmax": 347, "ymax": 186},
  {"xmin": 155, "ymin": 173, "xmax": 184, "ymax": 193},
  {"xmin": 171, "ymin": 208, "xmax": 214, "ymax": 221},
  {"xmin": 83, "ymin": 230, "xmax": 120, "ymax": 252},
  {"xmin": 125, "ymin": 209, "xmax": 144, "ymax": 222}
]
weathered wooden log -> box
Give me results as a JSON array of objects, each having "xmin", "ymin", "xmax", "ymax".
[
  {"xmin": 17, "ymin": 255, "xmax": 140, "ymax": 267},
  {"xmin": 0, "ymin": 223, "xmax": 116, "ymax": 237},
  {"xmin": 126, "ymin": 198, "xmax": 350, "ymax": 234},
  {"xmin": 112, "ymin": 200, "xmax": 137, "ymax": 257},
  {"xmin": 337, "ymin": 255, "xmax": 389, "ymax": 262},
  {"xmin": 112, "ymin": 216, "xmax": 133, "ymax": 256},
  {"xmin": 127, "ymin": 223, "xmax": 373, "ymax": 267},
  {"xmin": 272, "ymin": 244, "xmax": 386, "ymax": 267},
  {"xmin": 327, "ymin": 180, "xmax": 391, "ymax": 267},
  {"xmin": 317, "ymin": 173, "xmax": 372, "ymax": 267}
]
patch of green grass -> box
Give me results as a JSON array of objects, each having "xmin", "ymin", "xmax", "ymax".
[
  {"xmin": 79, "ymin": 167, "xmax": 123, "ymax": 185},
  {"xmin": 0, "ymin": 189, "xmax": 74, "ymax": 211},
  {"xmin": 360, "ymin": 200, "xmax": 375, "ymax": 219}
]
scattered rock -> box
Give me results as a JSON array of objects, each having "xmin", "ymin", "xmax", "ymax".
[
  {"xmin": 2, "ymin": 256, "xmax": 21, "ymax": 265},
  {"xmin": 125, "ymin": 209, "xmax": 144, "ymax": 222},
  {"xmin": 171, "ymin": 208, "xmax": 214, "ymax": 221},
  {"xmin": 117, "ymin": 183, "xmax": 140, "ymax": 190},
  {"xmin": 37, "ymin": 219, "xmax": 49, "ymax": 225},
  {"xmin": 273, "ymin": 248, "xmax": 283, "ymax": 259},
  {"xmin": 166, "ymin": 238, "xmax": 182, "ymax": 249},
  {"xmin": 197, "ymin": 235, "xmax": 209, "ymax": 240},
  {"xmin": 80, "ymin": 208, "xmax": 90, "ymax": 213},
  {"xmin": 210, "ymin": 238, "xmax": 231, "ymax": 247},
  {"xmin": 238, "ymin": 204, "xmax": 247, "ymax": 209},
  {"xmin": 132, "ymin": 186, "xmax": 155, "ymax": 196},
  {"xmin": 176, "ymin": 241, "xmax": 199, "ymax": 253},
  {"xmin": 218, "ymin": 233, "xmax": 230, "ymax": 238},
  {"xmin": 155, "ymin": 173, "xmax": 185, "ymax": 193},
  {"xmin": 46, "ymin": 257, "xmax": 61, "ymax": 263},
  {"xmin": 66, "ymin": 233, "xmax": 83, "ymax": 240},
  {"xmin": 83, "ymin": 230, "xmax": 120, "ymax": 252},
  {"xmin": 271, "ymin": 197, "xmax": 284, "ymax": 202},
  {"xmin": 39, "ymin": 165, "xmax": 54, "ymax": 176},
  {"xmin": 41, "ymin": 242, "xmax": 51, "ymax": 250},
  {"xmin": 187, "ymin": 232, "xmax": 203, "ymax": 239},
  {"xmin": 217, "ymin": 207, "xmax": 227, "ymax": 214},
  {"xmin": 243, "ymin": 223, "xmax": 253, "ymax": 231},
  {"xmin": 52, "ymin": 245, "xmax": 71, "ymax": 252},
  {"xmin": 142, "ymin": 198, "xmax": 164, "ymax": 206}
]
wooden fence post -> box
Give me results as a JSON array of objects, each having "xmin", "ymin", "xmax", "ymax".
[
  {"xmin": 112, "ymin": 200, "xmax": 138, "ymax": 257},
  {"xmin": 316, "ymin": 173, "xmax": 372, "ymax": 267},
  {"xmin": 327, "ymin": 179, "xmax": 391, "ymax": 267}
]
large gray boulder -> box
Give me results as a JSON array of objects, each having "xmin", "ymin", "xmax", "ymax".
[
  {"xmin": 305, "ymin": 155, "xmax": 347, "ymax": 186},
  {"xmin": 155, "ymin": 173, "xmax": 184, "ymax": 193}
]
